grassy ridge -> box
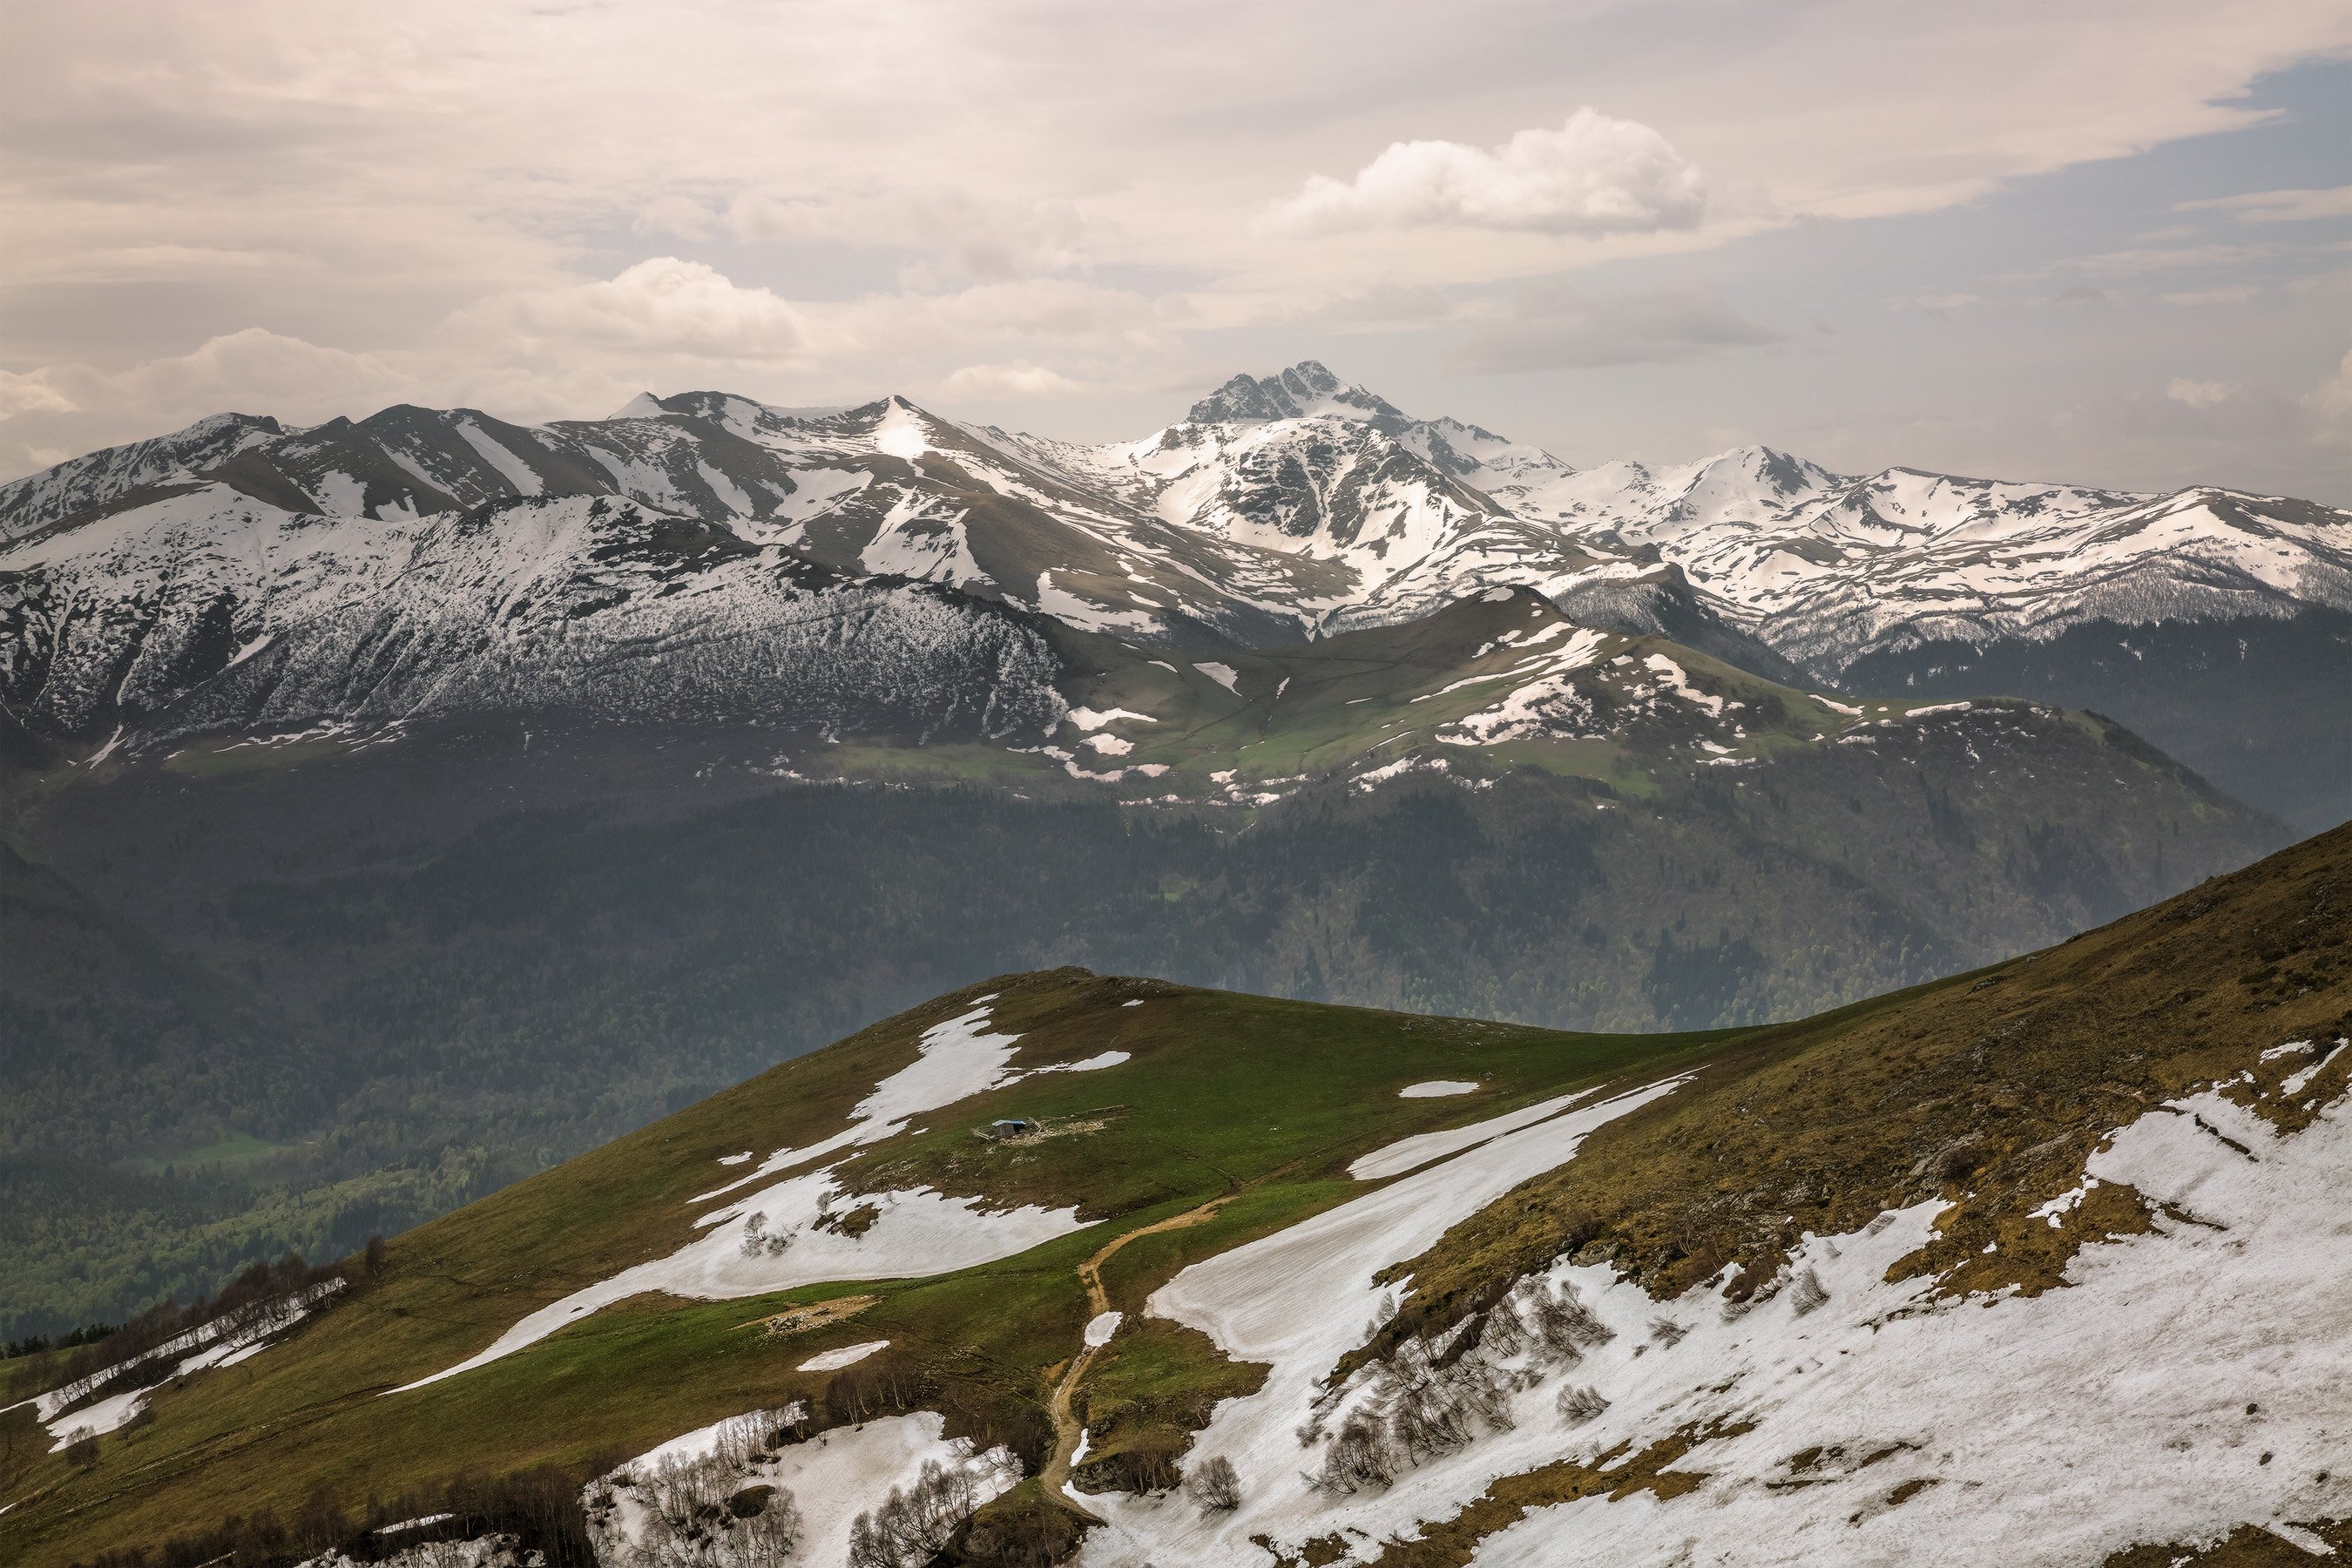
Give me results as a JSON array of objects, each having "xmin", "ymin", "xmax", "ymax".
[
  {"xmin": 0, "ymin": 970, "xmax": 1707, "ymax": 1565},
  {"xmin": 1358, "ymin": 821, "xmax": 2352, "ymax": 1367}
]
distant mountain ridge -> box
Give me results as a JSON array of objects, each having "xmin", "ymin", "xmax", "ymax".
[{"xmin": 2, "ymin": 358, "xmax": 2344, "ymax": 827}]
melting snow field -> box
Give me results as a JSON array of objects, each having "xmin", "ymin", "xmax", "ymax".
[
  {"xmin": 1081, "ymin": 1083, "xmax": 2352, "ymax": 1566},
  {"xmin": 1398, "ymin": 1080, "xmax": 1480, "ymax": 1098},
  {"xmin": 1347, "ymin": 1089, "xmax": 1598, "ymax": 1182},
  {"xmin": 1078, "ymin": 1079, "xmax": 1686, "ymax": 1564},
  {"xmin": 591, "ymin": 1409, "xmax": 1017, "ymax": 1568},
  {"xmin": 395, "ymin": 1001, "xmax": 1093, "ymax": 1392},
  {"xmin": 39, "ymin": 1283, "xmax": 341, "ymax": 1449},
  {"xmin": 798, "ymin": 1340, "xmax": 889, "ymax": 1373}
]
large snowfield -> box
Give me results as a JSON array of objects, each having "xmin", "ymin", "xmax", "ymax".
[{"xmin": 1078, "ymin": 1071, "xmax": 2352, "ymax": 1565}]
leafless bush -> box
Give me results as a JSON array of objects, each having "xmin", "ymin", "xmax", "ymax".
[
  {"xmin": 414, "ymin": 1542, "xmax": 489, "ymax": 1568},
  {"xmin": 1380, "ymin": 1338, "xmax": 1517, "ymax": 1462},
  {"xmin": 707, "ymin": 1411, "xmax": 781, "ymax": 1471},
  {"xmin": 1512, "ymin": 1279, "xmax": 1614, "ymax": 1364},
  {"xmin": 1649, "ymin": 1318, "xmax": 1688, "ymax": 1347},
  {"xmin": 1788, "ymin": 1267, "xmax": 1830, "ymax": 1316},
  {"xmin": 1309, "ymin": 1416, "xmax": 1396, "ymax": 1496},
  {"xmin": 617, "ymin": 1423, "xmax": 803, "ymax": 1568},
  {"xmin": 730, "ymin": 1493, "xmax": 804, "ymax": 1568},
  {"xmin": 739, "ymin": 1213, "xmax": 792, "ymax": 1260},
  {"xmin": 1185, "ymin": 1454, "xmax": 1241, "ymax": 1511},
  {"xmin": 847, "ymin": 1459, "xmax": 981, "ymax": 1568},
  {"xmin": 1475, "ymin": 1303, "xmax": 1527, "ymax": 1359},
  {"xmin": 1556, "ymin": 1384, "xmax": 1610, "ymax": 1426}
]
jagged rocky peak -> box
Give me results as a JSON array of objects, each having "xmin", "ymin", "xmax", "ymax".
[{"xmin": 1185, "ymin": 358, "xmax": 1404, "ymax": 425}]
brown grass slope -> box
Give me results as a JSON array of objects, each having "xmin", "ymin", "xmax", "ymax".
[{"xmin": 1358, "ymin": 820, "xmax": 2352, "ymax": 1372}]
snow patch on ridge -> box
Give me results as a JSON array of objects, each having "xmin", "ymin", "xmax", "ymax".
[
  {"xmin": 1078, "ymin": 1079, "xmax": 1686, "ymax": 1564},
  {"xmin": 592, "ymin": 1410, "xmax": 1017, "ymax": 1568},
  {"xmin": 395, "ymin": 1001, "xmax": 1087, "ymax": 1391},
  {"xmin": 1084, "ymin": 1078, "xmax": 2352, "ymax": 1566},
  {"xmin": 798, "ymin": 1340, "xmax": 890, "ymax": 1373}
]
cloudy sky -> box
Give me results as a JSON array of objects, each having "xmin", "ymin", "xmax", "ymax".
[{"xmin": 4, "ymin": 0, "xmax": 2349, "ymax": 500}]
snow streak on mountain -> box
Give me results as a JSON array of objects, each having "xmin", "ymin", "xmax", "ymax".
[{"xmin": 2, "ymin": 360, "xmax": 2345, "ymax": 816}]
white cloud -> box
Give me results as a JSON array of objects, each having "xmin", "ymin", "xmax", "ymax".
[
  {"xmin": 935, "ymin": 362, "xmax": 1081, "ymax": 398},
  {"xmin": 2166, "ymin": 377, "xmax": 2239, "ymax": 409},
  {"xmin": 2309, "ymin": 348, "xmax": 2352, "ymax": 446},
  {"xmin": 1893, "ymin": 294, "xmax": 1979, "ymax": 313},
  {"xmin": 1263, "ymin": 109, "xmax": 1707, "ymax": 238},
  {"xmin": 634, "ymin": 196, "xmax": 718, "ymax": 241},
  {"xmin": 0, "ymin": 369, "xmax": 76, "ymax": 417},
  {"xmin": 447, "ymin": 259, "xmax": 812, "ymax": 362},
  {"xmin": 2177, "ymin": 186, "xmax": 2352, "ymax": 222},
  {"xmin": 0, "ymin": 329, "xmax": 429, "ymax": 485},
  {"xmin": 2159, "ymin": 284, "xmax": 2260, "ymax": 306},
  {"xmin": 32, "ymin": 329, "xmax": 416, "ymax": 426},
  {"xmin": 0, "ymin": 1, "xmax": 2348, "ymax": 494},
  {"xmin": 727, "ymin": 189, "xmax": 1090, "ymax": 283},
  {"xmin": 2065, "ymin": 242, "xmax": 2278, "ymax": 275}
]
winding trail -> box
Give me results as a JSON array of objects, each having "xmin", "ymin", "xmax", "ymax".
[{"xmin": 1040, "ymin": 1196, "xmax": 1230, "ymax": 1518}]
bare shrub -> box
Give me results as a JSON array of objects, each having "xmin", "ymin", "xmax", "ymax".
[
  {"xmin": 708, "ymin": 1411, "xmax": 778, "ymax": 1471},
  {"xmin": 1557, "ymin": 1384, "xmax": 1610, "ymax": 1425},
  {"xmin": 64, "ymin": 1429, "xmax": 98, "ymax": 1469},
  {"xmin": 1648, "ymin": 1318, "xmax": 1688, "ymax": 1347},
  {"xmin": 1381, "ymin": 1338, "xmax": 1516, "ymax": 1463},
  {"xmin": 738, "ymin": 1213, "xmax": 792, "ymax": 1260},
  {"xmin": 732, "ymin": 1491, "xmax": 804, "ymax": 1568},
  {"xmin": 823, "ymin": 1348, "xmax": 929, "ymax": 1425},
  {"xmin": 1475, "ymin": 1304, "xmax": 1527, "ymax": 1359},
  {"xmin": 1310, "ymin": 1416, "xmax": 1396, "ymax": 1496},
  {"xmin": 619, "ymin": 1422, "xmax": 803, "ymax": 1568},
  {"xmin": 1085, "ymin": 1442, "xmax": 1180, "ymax": 1495},
  {"xmin": 1185, "ymin": 1454, "xmax": 1241, "ymax": 1511},
  {"xmin": 847, "ymin": 1459, "xmax": 982, "ymax": 1568},
  {"xmin": 1515, "ymin": 1279, "xmax": 1615, "ymax": 1363},
  {"xmin": 1788, "ymin": 1267, "xmax": 1830, "ymax": 1317}
]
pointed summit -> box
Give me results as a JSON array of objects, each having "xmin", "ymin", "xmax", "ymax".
[
  {"xmin": 607, "ymin": 391, "xmax": 668, "ymax": 420},
  {"xmin": 1185, "ymin": 359, "xmax": 1404, "ymax": 425}
]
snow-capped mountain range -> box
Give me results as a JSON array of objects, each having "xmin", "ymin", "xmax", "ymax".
[{"xmin": 3, "ymin": 359, "xmax": 2345, "ymax": 816}]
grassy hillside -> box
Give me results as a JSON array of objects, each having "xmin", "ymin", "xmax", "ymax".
[
  {"xmin": 1842, "ymin": 605, "xmax": 2352, "ymax": 835},
  {"xmin": 0, "ymin": 975, "xmax": 1713, "ymax": 1565},
  {"xmin": 4, "ymin": 823, "xmax": 2345, "ymax": 1565},
  {"xmin": 1364, "ymin": 819, "xmax": 2352, "ymax": 1354}
]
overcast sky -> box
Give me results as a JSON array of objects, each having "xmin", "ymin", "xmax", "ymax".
[{"xmin": 4, "ymin": 0, "xmax": 2350, "ymax": 500}]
